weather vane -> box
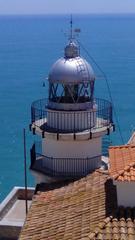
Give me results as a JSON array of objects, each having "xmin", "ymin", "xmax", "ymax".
[
  {"xmin": 69, "ymin": 14, "xmax": 81, "ymax": 40},
  {"xmin": 70, "ymin": 14, "xmax": 73, "ymax": 39},
  {"xmin": 62, "ymin": 15, "xmax": 81, "ymax": 40}
]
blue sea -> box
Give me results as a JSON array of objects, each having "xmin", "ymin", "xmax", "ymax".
[{"xmin": 0, "ymin": 14, "xmax": 135, "ymax": 201}]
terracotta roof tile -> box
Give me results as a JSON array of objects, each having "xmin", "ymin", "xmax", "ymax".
[
  {"xmin": 19, "ymin": 171, "xmax": 117, "ymax": 240},
  {"xmin": 89, "ymin": 207, "xmax": 135, "ymax": 240},
  {"xmin": 19, "ymin": 168, "xmax": 135, "ymax": 240},
  {"xmin": 109, "ymin": 145, "xmax": 135, "ymax": 181}
]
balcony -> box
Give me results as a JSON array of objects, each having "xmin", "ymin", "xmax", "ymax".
[
  {"xmin": 31, "ymin": 98, "xmax": 113, "ymax": 134},
  {"xmin": 30, "ymin": 143, "xmax": 101, "ymax": 178}
]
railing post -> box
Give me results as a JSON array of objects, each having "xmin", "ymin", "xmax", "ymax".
[
  {"xmin": 57, "ymin": 112, "xmax": 59, "ymax": 140},
  {"xmin": 112, "ymin": 123, "xmax": 115, "ymax": 132},
  {"xmin": 107, "ymin": 128, "xmax": 110, "ymax": 135},
  {"xmin": 74, "ymin": 112, "xmax": 76, "ymax": 140},
  {"xmin": 51, "ymin": 157, "xmax": 54, "ymax": 175},
  {"xmin": 89, "ymin": 131, "xmax": 92, "ymax": 139},
  {"xmin": 32, "ymin": 128, "xmax": 36, "ymax": 135},
  {"xmin": 90, "ymin": 108, "xmax": 91, "ymax": 133},
  {"xmin": 30, "ymin": 143, "xmax": 36, "ymax": 167},
  {"xmin": 42, "ymin": 131, "xmax": 45, "ymax": 138}
]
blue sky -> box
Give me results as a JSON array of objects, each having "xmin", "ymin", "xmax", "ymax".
[{"xmin": 0, "ymin": 0, "xmax": 135, "ymax": 14}]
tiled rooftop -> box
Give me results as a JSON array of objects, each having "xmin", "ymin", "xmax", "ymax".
[
  {"xmin": 19, "ymin": 171, "xmax": 117, "ymax": 240},
  {"xmin": 89, "ymin": 207, "xmax": 135, "ymax": 240},
  {"xmin": 109, "ymin": 145, "xmax": 135, "ymax": 181}
]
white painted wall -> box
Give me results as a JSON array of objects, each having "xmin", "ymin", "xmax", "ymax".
[
  {"xmin": 115, "ymin": 181, "xmax": 135, "ymax": 207},
  {"xmin": 42, "ymin": 137, "xmax": 101, "ymax": 158},
  {"xmin": 41, "ymin": 137, "xmax": 102, "ymax": 174}
]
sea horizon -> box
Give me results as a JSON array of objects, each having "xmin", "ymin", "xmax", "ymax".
[{"xmin": 0, "ymin": 13, "xmax": 135, "ymax": 16}]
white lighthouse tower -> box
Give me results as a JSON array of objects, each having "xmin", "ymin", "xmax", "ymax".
[{"xmin": 30, "ymin": 29, "xmax": 114, "ymax": 184}]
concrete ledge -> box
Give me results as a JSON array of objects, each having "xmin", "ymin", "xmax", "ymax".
[
  {"xmin": 0, "ymin": 187, "xmax": 34, "ymax": 220},
  {"xmin": 0, "ymin": 187, "xmax": 34, "ymax": 240},
  {"xmin": 33, "ymin": 124, "xmax": 114, "ymax": 141}
]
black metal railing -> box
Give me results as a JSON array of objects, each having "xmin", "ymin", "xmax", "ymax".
[
  {"xmin": 30, "ymin": 143, "xmax": 101, "ymax": 178},
  {"xmin": 31, "ymin": 98, "xmax": 113, "ymax": 133}
]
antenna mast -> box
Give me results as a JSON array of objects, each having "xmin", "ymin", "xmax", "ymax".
[
  {"xmin": 23, "ymin": 128, "xmax": 28, "ymax": 215},
  {"xmin": 70, "ymin": 14, "xmax": 73, "ymax": 40}
]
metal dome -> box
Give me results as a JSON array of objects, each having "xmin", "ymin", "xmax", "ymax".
[
  {"xmin": 49, "ymin": 56, "xmax": 95, "ymax": 84},
  {"xmin": 48, "ymin": 39, "xmax": 95, "ymax": 84}
]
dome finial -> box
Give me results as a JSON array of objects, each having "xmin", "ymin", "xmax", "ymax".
[{"xmin": 64, "ymin": 15, "xmax": 80, "ymax": 58}]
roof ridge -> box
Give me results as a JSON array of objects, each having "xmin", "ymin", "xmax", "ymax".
[
  {"xmin": 88, "ymin": 207, "xmax": 135, "ymax": 239},
  {"xmin": 113, "ymin": 162, "xmax": 135, "ymax": 180},
  {"xmin": 109, "ymin": 144, "xmax": 135, "ymax": 149},
  {"xmin": 88, "ymin": 216, "xmax": 113, "ymax": 239}
]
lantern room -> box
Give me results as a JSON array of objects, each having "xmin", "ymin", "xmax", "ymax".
[{"xmin": 48, "ymin": 40, "xmax": 95, "ymax": 111}]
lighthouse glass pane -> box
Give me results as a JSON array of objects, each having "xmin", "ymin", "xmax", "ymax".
[
  {"xmin": 77, "ymin": 83, "xmax": 91, "ymax": 102},
  {"xmin": 49, "ymin": 82, "xmax": 94, "ymax": 104},
  {"xmin": 49, "ymin": 83, "xmax": 63, "ymax": 101}
]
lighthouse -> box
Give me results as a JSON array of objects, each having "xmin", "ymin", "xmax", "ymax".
[{"xmin": 30, "ymin": 31, "xmax": 114, "ymax": 184}]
